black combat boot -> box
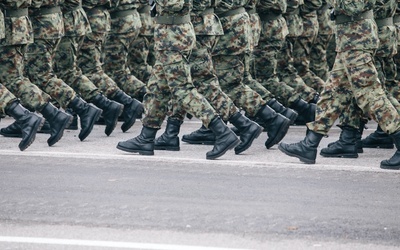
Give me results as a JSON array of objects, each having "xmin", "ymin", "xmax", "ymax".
[
  {"xmin": 68, "ymin": 96, "xmax": 102, "ymax": 141},
  {"xmin": 65, "ymin": 108, "xmax": 79, "ymax": 130},
  {"xmin": 181, "ymin": 125, "xmax": 216, "ymax": 145},
  {"xmin": 5, "ymin": 101, "xmax": 44, "ymax": 151},
  {"xmin": 91, "ymin": 93, "xmax": 124, "ymax": 136},
  {"xmin": 37, "ymin": 120, "xmax": 51, "ymax": 133},
  {"xmin": 320, "ymin": 126, "xmax": 358, "ymax": 158},
  {"xmin": 0, "ymin": 118, "xmax": 51, "ymax": 137},
  {"xmin": 355, "ymin": 121, "xmax": 366, "ymax": 153},
  {"xmin": 112, "ymin": 90, "xmax": 144, "ymax": 132},
  {"xmin": 289, "ymin": 98, "xmax": 316, "ymax": 125},
  {"xmin": 40, "ymin": 102, "xmax": 73, "ymax": 146},
  {"xmin": 267, "ymin": 99, "xmax": 298, "ymax": 125},
  {"xmin": 278, "ymin": 130, "xmax": 324, "ymax": 164},
  {"xmin": 228, "ymin": 112, "xmax": 262, "ymax": 154},
  {"xmin": 154, "ymin": 117, "xmax": 183, "ymax": 151},
  {"xmin": 206, "ymin": 117, "xmax": 240, "ymax": 160},
  {"xmin": 117, "ymin": 126, "xmax": 158, "ymax": 155},
  {"xmin": 380, "ymin": 131, "xmax": 400, "ymax": 170},
  {"xmin": 326, "ymin": 121, "xmax": 366, "ymax": 154},
  {"xmin": 255, "ymin": 105, "xmax": 291, "ymax": 149},
  {"xmin": 0, "ymin": 121, "xmax": 23, "ymax": 138},
  {"xmin": 362, "ymin": 125, "xmax": 394, "ymax": 149}
]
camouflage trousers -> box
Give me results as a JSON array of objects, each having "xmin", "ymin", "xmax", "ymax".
[
  {"xmin": 252, "ymin": 17, "xmax": 302, "ymax": 107},
  {"xmin": 277, "ymin": 38, "xmax": 319, "ymax": 103},
  {"xmin": 25, "ymin": 38, "xmax": 77, "ymax": 109},
  {"xmin": 326, "ymin": 35, "xmax": 336, "ymax": 71},
  {"xmin": 169, "ymin": 35, "xmax": 239, "ymax": 122},
  {"xmin": 242, "ymin": 13, "xmax": 275, "ymax": 107},
  {"xmin": 128, "ymin": 35, "xmax": 154, "ymax": 84},
  {"xmin": 54, "ymin": 36, "xmax": 99, "ymax": 102},
  {"xmin": 0, "ymin": 84, "xmax": 17, "ymax": 116},
  {"xmin": 393, "ymin": 21, "xmax": 400, "ymax": 97},
  {"xmin": 78, "ymin": 32, "xmax": 121, "ymax": 99},
  {"xmin": 103, "ymin": 28, "xmax": 147, "ymax": 100},
  {"xmin": 293, "ymin": 14, "xmax": 325, "ymax": 93},
  {"xmin": 142, "ymin": 49, "xmax": 217, "ymax": 129},
  {"xmin": 212, "ymin": 13, "xmax": 266, "ymax": 117},
  {"xmin": 336, "ymin": 27, "xmax": 400, "ymax": 129},
  {"xmin": 375, "ymin": 56, "xmax": 398, "ymax": 96},
  {"xmin": 309, "ymin": 33, "xmax": 333, "ymax": 82},
  {"xmin": 308, "ymin": 50, "xmax": 400, "ymax": 135},
  {"xmin": 374, "ymin": 25, "xmax": 398, "ymax": 100},
  {"xmin": 0, "ymin": 45, "xmax": 50, "ymax": 112}
]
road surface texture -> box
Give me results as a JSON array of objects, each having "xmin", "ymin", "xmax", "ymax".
[{"xmin": 0, "ymin": 116, "xmax": 399, "ymax": 250}]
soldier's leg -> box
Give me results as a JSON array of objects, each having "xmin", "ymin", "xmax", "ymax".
[
  {"xmin": 174, "ymin": 35, "xmax": 262, "ymax": 154},
  {"xmin": 214, "ymin": 54, "xmax": 290, "ymax": 149},
  {"xmin": 292, "ymin": 13, "xmax": 325, "ymax": 93},
  {"xmin": 0, "ymin": 84, "xmax": 45, "ymax": 151},
  {"xmin": 310, "ymin": 34, "xmax": 333, "ymax": 82},
  {"xmin": 103, "ymin": 29, "xmax": 147, "ymax": 101},
  {"xmin": 279, "ymin": 56, "xmax": 354, "ymax": 163},
  {"xmin": 54, "ymin": 36, "xmax": 123, "ymax": 136},
  {"xmin": 128, "ymin": 35, "xmax": 153, "ymax": 84},
  {"xmin": 0, "ymin": 45, "xmax": 72, "ymax": 146},
  {"xmin": 25, "ymin": 38, "xmax": 102, "ymax": 141},
  {"xmin": 79, "ymin": 33, "xmax": 143, "ymax": 133},
  {"xmin": 277, "ymin": 38, "xmax": 319, "ymax": 103}
]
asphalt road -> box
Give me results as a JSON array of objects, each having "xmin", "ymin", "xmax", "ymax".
[{"xmin": 0, "ymin": 117, "xmax": 399, "ymax": 250}]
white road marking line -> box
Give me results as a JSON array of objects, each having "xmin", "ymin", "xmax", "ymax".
[{"xmin": 0, "ymin": 236, "xmax": 251, "ymax": 250}]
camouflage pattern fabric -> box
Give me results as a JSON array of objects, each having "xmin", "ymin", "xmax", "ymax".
[
  {"xmin": 251, "ymin": 0, "xmax": 304, "ymax": 107},
  {"xmin": 0, "ymin": 12, "xmax": 16, "ymax": 116},
  {"xmin": 335, "ymin": 0, "xmax": 400, "ymax": 129},
  {"xmin": 374, "ymin": 0, "xmax": 398, "ymax": 95},
  {"xmin": 0, "ymin": 1, "xmax": 51, "ymax": 112},
  {"xmin": 242, "ymin": 2, "xmax": 276, "ymax": 107},
  {"xmin": 276, "ymin": 0, "xmax": 319, "ymax": 103},
  {"xmin": 128, "ymin": 2, "xmax": 155, "ymax": 83},
  {"xmin": 307, "ymin": 1, "xmax": 400, "ymax": 135},
  {"xmin": 53, "ymin": 1, "xmax": 100, "ymax": 102},
  {"xmin": 142, "ymin": 0, "xmax": 218, "ymax": 129},
  {"xmin": 102, "ymin": 1, "xmax": 147, "ymax": 100},
  {"xmin": 309, "ymin": 1, "xmax": 334, "ymax": 81},
  {"xmin": 392, "ymin": 0, "xmax": 400, "ymax": 98},
  {"xmin": 213, "ymin": 2, "xmax": 268, "ymax": 117},
  {"xmin": 292, "ymin": 0, "xmax": 325, "ymax": 93},
  {"xmin": 0, "ymin": 84, "xmax": 17, "ymax": 116},
  {"xmin": 25, "ymin": 3, "xmax": 77, "ymax": 109},
  {"xmin": 175, "ymin": 3, "xmax": 239, "ymax": 122},
  {"xmin": 78, "ymin": 1, "xmax": 122, "ymax": 99}
]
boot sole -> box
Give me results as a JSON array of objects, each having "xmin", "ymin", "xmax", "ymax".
[
  {"xmin": 181, "ymin": 138, "xmax": 215, "ymax": 145},
  {"xmin": 319, "ymin": 152, "xmax": 358, "ymax": 158},
  {"xmin": 79, "ymin": 109, "xmax": 103, "ymax": 141},
  {"xmin": 48, "ymin": 116, "xmax": 74, "ymax": 147},
  {"xmin": 116, "ymin": 144, "xmax": 154, "ymax": 155},
  {"xmin": 380, "ymin": 164, "xmax": 400, "ymax": 170},
  {"xmin": 154, "ymin": 146, "xmax": 180, "ymax": 151},
  {"xmin": 206, "ymin": 139, "xmax": 240, "ymax": 160},
  {"xmin": 235, "ymin": 126, "xmax": 263, "ymax": 155},
  {"xmin": 19, "ymin": 117, "xmax": 45, "ymax": 151},
  {"xmin": 362, "ymin": 144, "xmax": 394, "ymax": 149},
  {"xmin": 278, "ymin": 144, "xmax": 316, "ymax": 164},
  {"xmin": 0, "ymin": 132, "xmax": 22, "ymax": 138},
  {"xmin": 265, "ymin": 119, "xmax": 291, "ymax": 149}
]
